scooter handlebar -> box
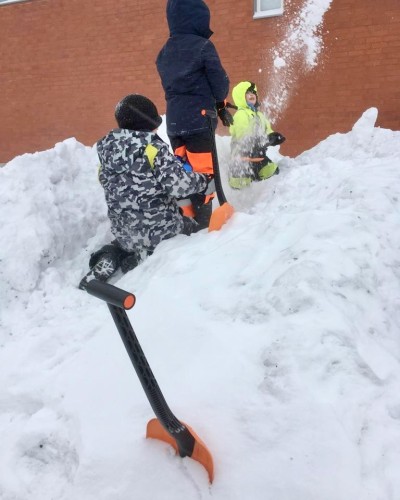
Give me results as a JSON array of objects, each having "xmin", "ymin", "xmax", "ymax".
[{"xmin": 86, "ymin": 280, "xmax": 136, "ymax": 310}]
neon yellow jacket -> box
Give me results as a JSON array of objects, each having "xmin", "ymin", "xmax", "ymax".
[
  {"xmin": 228, "ymin": 82, "xmax": 278, "ymax": 188},
  {"xmin": 229, "ymin": 81, "xmax": 273, "ymax": 143}
]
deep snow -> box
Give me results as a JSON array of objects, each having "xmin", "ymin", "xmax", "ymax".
[{"xmin": 1, "ymin": 108, "xmax": 400, "ymax": 500}]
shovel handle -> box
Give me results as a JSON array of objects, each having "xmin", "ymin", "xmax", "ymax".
[
  {"xmin": 108, "ymin": 304, "xmax": 196, "ymax": 456},
  {"xmin": 201, "ymin": 109, "xmax": 227, "ymax": 206},
  {"xmin": 86, "ymin": 280, "xmax": 136, "ymax": 310},
  {"xmin": 85, "ymin": 280, "xmax": 214, "ymax": 481}
]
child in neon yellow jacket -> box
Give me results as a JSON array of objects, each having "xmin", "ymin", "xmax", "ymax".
[{"xmin": 228, "ymin": 81, "xmax": 285, "ymax": 189}]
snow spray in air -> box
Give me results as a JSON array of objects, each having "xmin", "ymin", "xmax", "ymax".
[{"xmin": 262, "ymin": 0, "xmax": 334, "ymax": 121}]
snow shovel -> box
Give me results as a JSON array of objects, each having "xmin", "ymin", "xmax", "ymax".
[
  {"xmin": 201, "ymin": 109, "xmax": 234, "ymax": 232},
  {"xmin": 85, "ymin": 279, "xmax": 214, "ymax": 483}
]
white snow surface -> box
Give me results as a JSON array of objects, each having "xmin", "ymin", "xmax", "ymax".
[{"xmin": 1, "ymin": 109, "xmax": 400, "ymax": 500}]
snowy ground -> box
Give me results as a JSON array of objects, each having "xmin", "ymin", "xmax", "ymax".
[{"xmin": 1, "ymin": 108, "xmax": 400, "ymax": 500}]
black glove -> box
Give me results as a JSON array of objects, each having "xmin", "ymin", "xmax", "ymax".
[
  {"xmin": 190, "ymin": 193, "xmax": 205, "ymax": 212},
  {"xmin": 189, "ymin": 175, "xmax": 215, "ymax": 212},
  {"xmin": 216, "ymin": 101, "xmax": 234, "ymax": 126},
  {"xmin": 268, "ymin": 132, "xmax": 286, "ymax": 146},
  {"xmin": 225, "ymin": 102, "xmax": 238, "ymax": 110}
]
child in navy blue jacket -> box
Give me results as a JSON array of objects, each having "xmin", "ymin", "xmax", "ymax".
[{"xmin": 156, "ymin": 0, "xmax": 232, "ymax": 229}]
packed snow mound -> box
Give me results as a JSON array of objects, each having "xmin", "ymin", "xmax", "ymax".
[
  {"xmin": 0, "ymin": 109, "xmax": 397, "ymax": 299},
  {"xmin": 1, "ymin": 110, "xmax": 400, "ymax": 499},
  {"xmin": 0, "ymin": 139, "xmax": 107, "ymax": 294},
  {"xmin": 296, "ymin": 108, "xmax": 400, "ymax": 163}
]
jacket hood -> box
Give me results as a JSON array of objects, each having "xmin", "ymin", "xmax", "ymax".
[
  {"xmin": 97, "ymin": 129, "xmax": 154, "ymax": 173},
  {"xmin": 232, "ymin": 81, "xmax": 258, "ymax": 109},
  {"xmin": 166, "ymin": 0, "xmax": 213, "ymax": 38}
]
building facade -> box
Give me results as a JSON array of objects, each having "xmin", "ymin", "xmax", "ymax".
[{"xmin": 1, "ymin": 0, "xmax": 399, "ymax": 162}]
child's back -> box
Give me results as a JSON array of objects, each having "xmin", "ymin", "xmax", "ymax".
[
  {"xmin": 79, "ymin": 94, "xmax": 212, "ymax": 290},
  {"xmin": 98, "ymin": 128, "xmax": 204, "ymax": 254},
  {"xmin": 156, "ymin": 0, "xmax": 229, "ymax": 137}
]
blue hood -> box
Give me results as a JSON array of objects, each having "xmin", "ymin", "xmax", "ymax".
[{"xmin": 166, "ymin": 0, "xmax": 213, "ymax": 38}]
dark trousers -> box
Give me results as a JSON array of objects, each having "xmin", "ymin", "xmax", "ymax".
[
  {"xmin": 169, "ymin": 131, "xmax": 214, "ymax": 176},
  {"xmin": 169, "ymin": 131, "xmax": 215, "ymax": 229}
]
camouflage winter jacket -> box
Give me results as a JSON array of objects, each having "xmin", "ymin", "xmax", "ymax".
[{"xmin": 97, "ymin": 129, "xmax": 208, "ymax": 253}]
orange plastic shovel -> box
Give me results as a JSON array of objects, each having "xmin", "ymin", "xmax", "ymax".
[
  {"xmin": 201, "ymin": 109, "xmax": 235, "ymax": 232},
  {"xmin": 86, "ymin": 280, "xmax": 214, "ymax": 483}
]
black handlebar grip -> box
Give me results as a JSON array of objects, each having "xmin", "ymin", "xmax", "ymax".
[{"xmin": 86, "ymin": 280, "xmax": 136, "ymax": 310}]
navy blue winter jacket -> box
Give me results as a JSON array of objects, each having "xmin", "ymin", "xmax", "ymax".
[{"xmin": 156, "ymin": 0, "xmax": 230, "ymax": 137}]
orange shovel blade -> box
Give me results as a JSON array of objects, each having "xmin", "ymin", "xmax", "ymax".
[
  {"xmin": 146, "ymin": 418, "xmax": 214, "ymax": 483},
  {"xmin": 208, "ymin": 202, "xmax": 234, "ymax": 232}
]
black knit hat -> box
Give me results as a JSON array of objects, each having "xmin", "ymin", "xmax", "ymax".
[{"xmin": 115, "ymin": 94, "xmax": 162, "ymax": 131}]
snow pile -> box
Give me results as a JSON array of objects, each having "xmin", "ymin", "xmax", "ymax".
[
  {"xmin": 1, "ymin": 110, "xmax": 400, "ymax": 500},
  {"xmin": 263, "ymin": 0, "xmax": 334, "ymax": 120},
  {"xmin": 297, "ymin": 107, "xmax": 400, "ymax": 162},
  {"xmin": 0, "ymin": 139, "xmax": 105, "ymax": 296}
]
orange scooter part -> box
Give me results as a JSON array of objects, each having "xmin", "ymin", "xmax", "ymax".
[
  {"xmin": 146, "ymin": 418, "xmax": 215, "ymax": 483},
  {"xmin": 208, "ymin": 202, "xmax": 234, "ymax": 232},
  {"xmin": 241, "ymin": 156, "xmax": 265, "ymax": 162}
]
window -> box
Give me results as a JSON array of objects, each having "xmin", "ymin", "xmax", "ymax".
[
  {"xmin": 0, "ymin": 0, "xmax": 30, "ymax": 4},
  {"xmin": 254, "ymin": 0, "xmax": 284, "ymax": 19}
]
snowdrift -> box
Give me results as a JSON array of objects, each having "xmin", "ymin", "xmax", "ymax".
[{"xmin": 1, "ymin": 109, "xmax": 400, "ymax": 500}]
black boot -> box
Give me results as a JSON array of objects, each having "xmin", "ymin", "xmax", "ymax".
[
  {"xmin": 120, "ymin": 253, "xmax": 140, "ymax": 274},
  {"xmin": 181, "ymin": 216, "xmax": 200, "ymax": 236},
  {"xmin": 79, "ymin": 253, "xmax": 119, "ymax": 290},
  {"xmin": 79, "ymin": 243, "xmax": 127, "ymax": 290},
  {"xmin": 194, "ymin": 200, "xmax": 212, "ymax": 231}
]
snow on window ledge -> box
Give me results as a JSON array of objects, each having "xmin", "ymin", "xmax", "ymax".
[
  {"xmin": 253, "ymin": 8, "xmax": 284, "ymax": 19},
  {"xmin": 0, "ymin": 0, "xmax": 31, "ymax": 5}
]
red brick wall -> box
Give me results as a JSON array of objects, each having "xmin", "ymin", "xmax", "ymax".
[
  {"xmin": 1, "ymin": 0, "xmax": 399, "ymax": 162},
  {"xmin": 1, "ymin": 0, "xmax": 168, "ymax": 162},
  {"xmin": 280, "ymin": 0, "xmax": 400, "ymax": 155}
]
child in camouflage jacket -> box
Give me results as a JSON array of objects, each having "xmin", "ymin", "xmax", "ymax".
[{"xmin": 79, "ymin": 94, "xmax": 213, "ymax": 289}]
